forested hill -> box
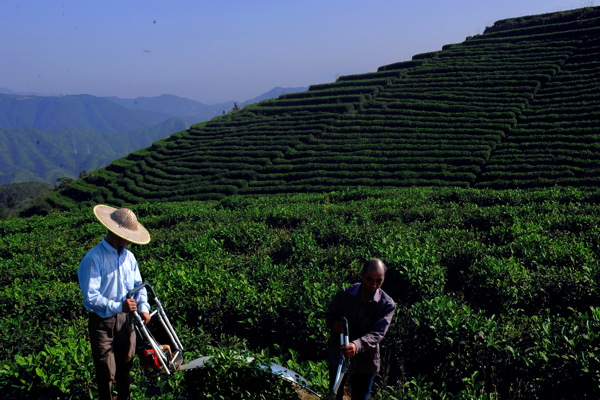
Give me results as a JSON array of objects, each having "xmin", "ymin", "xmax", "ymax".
[
  {"xmin": 0, "ymin": 94, "xmax": 191, "ymax": 186},
  {"xmin": 45, "ymin": 6, "xmax": 600, "ymax": 211}
]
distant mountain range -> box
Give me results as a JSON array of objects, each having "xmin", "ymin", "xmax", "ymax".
[{"xmin": 0, "ymin": 87, "xmax": 308, "ymax": 185}]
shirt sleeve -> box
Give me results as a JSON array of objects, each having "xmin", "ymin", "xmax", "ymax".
[
  {"xmin": 78, "ymin": 253, "xmax": 122, "ymax": 316},
  {"xmin": 353, "ymin": 301, "xmax": 396, "ymax": 354}
]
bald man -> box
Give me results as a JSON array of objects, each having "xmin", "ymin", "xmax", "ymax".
[{"xmin": 325, "ymin": 259, "xmax": 396, "ymax": 400}]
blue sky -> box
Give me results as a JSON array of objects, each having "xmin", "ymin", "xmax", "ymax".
[{"xmin": 1, "ymin": 0, "xmax": 596, "ymax": 104}]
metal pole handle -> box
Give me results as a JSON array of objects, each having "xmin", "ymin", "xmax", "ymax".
[{"xmin": 330, "ymin": 316, "xmax": 350, "ymax": 398}]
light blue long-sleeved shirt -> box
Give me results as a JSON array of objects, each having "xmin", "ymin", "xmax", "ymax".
[{"xmin": 78, "ymin": 238, "xmax": 150, "ymax": 318}]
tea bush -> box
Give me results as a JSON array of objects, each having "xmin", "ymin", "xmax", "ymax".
[{"xmin": 2, "ymin": 187, "xmax": 600, "ymax": 398}]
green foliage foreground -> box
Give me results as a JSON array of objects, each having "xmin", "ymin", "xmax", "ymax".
[{"xmin": 2, "ymin": 187, "xmax": 600, "ymax": 399}]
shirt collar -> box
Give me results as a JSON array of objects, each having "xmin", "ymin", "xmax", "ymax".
[
  {"xmin": 100, "ymin": 237, "xmax": 118, "ymax": 254},
  {"xmin": 350, "ymin": 283, "xmax": 381, "ymax": 302}
]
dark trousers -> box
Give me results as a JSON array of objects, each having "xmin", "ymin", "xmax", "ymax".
[
  {"xmin": 333, "ymin": 372, "xmax": 376, "ymax": 400},
  {"xmin": 88, "ymin": 313, "xmax": 136, "ymax": 400}
]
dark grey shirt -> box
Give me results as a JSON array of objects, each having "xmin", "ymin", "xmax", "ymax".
[{"xmin": 325, "ymin": 283, "xmax": 396, "ymax": 374}]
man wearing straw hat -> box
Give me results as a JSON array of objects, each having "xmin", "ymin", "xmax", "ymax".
[{"xmin": 78, "ymin": 205, "xmax": 152, "ymax": 400}]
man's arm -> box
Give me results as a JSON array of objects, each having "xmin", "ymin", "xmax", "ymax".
[
  {"xmin": 78, "ymin": 255, "xmax": 123, "ymax": 316},
  {"xmin": 131, "ymin": 257, "xmax": 151, "ymax": 324},
  {"xmin": 352, "ymin": 302, "xmax": 395, "ymax": 354}
]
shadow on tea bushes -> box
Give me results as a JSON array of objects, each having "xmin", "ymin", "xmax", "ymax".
[
  {"xmin": 184, "ymin": 348, "xmax": 302, "ymax": 400},
  {"xmin": 0, "ymin": 320, "xmax": 94, "ymax": 400}
]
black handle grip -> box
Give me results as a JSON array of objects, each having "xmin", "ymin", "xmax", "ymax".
[
  {"xmin": 340, "ymin": 316, "xmax": 349, "ymax": 347},
  {"xmin": 127, "ymin": 282, "xmax": 156, "ymax": 299}
]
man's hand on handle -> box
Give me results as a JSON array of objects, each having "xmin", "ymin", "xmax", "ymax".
[
  {"xmin": 341, "ymin": 342, "xmax": 357, "ymax": 358},
  {"xmin": 140, "ymin": 312, "xmax": 151, "ymax": 325},
  {"xmin": 123, "ymin": 298, "xmax": 151, "ymax": 324},
  {"xmin": 123, "ymin": 298, "xmax": 137, "ymax": 312},
  {"xmin": 333, "ymin": 318, "xmax": 355, "ymax": 358}
]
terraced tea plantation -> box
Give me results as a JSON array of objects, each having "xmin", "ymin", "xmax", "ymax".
[{"xmin": 44, "ymin": 6, "xmax": 600, "ymax": 210}]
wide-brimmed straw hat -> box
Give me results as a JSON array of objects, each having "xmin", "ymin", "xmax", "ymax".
[{"xmin": 93, "ymin": 205, "xmax": 151, "ymax": 245}]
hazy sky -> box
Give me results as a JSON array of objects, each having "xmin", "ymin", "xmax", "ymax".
[{"xmin": 1, "ymin": 0, "xmax": 596, "ymax": 104}]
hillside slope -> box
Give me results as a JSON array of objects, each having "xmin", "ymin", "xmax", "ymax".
[
  {"xmin": 0, "ymin": 94, "xmax": 192, "ymax": 185},
  {"xmin": 0, "ymin": 118, "xmax": 189, "ymax": 185},
  {"xmin": 0, "ymin": 88, "xmax": 309, "ymax": 186},
  {"xmin": 0, "ymin": 181, "xmax": 52, "ymax": 218},
  {"xmin": 46, "ymin": 6, "xmax": 600, "ymax": 210}
]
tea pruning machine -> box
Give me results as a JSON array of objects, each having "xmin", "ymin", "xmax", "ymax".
[
  {"xmin": 127, "ymin": 283, "xmax": 184, "ymax": 375},
  {"xmin": 127, "ymin": 282, "xmax": 320, "ymax": 396},
  {"xmin": 322, "ymin": 316, "xmax": 351, "ymax": 400}
]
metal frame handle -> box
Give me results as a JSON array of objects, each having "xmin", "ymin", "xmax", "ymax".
[
  {"xmin": 329, "ymin": 316, "xmax": 350, "ymax": 398},
  {"xmin": 127, "ymin": 282, "xmax": 185, "ymax": 375}
]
